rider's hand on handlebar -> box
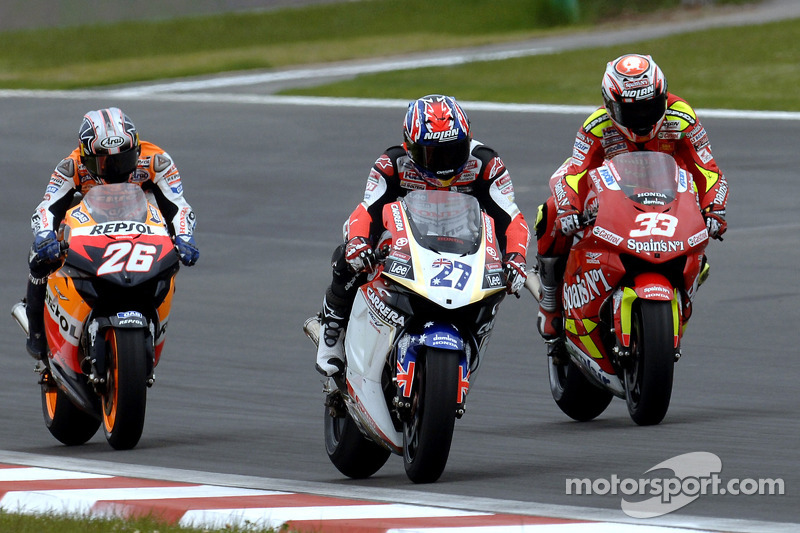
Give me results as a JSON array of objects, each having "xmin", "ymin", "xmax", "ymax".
[
  {"xmin": 503, "ymin": 252, "xmax": 527, "ymax": 296},
  {"xmin": 556, "ymin": 209, "xmax": 582, "ymax": 237},
  {"xmin": 345, "ymin": 236, "xmax": 378, "ymax": 273},
  {"xmin": 33, "ymin": 230, "xmax": 61, "ymax": 263},
  {"xmin": 175, "ymin": 234, "xmax": 199, "ymax": 266},
  {"xmin": 704, "ymin": 208, "xmax": 727, "ymax": 240}
]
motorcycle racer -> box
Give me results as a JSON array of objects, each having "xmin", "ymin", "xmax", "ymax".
[
  {"xmin": 24, "ymin": 107, "xmax": 199, "ymax": 360},
  {"xmin": 316, "ymin": 94, "xmax": 531, "ymax": 377},
  {"xmin": 535, "ymin": 54, "xmax": 728, "ymax": 362}
]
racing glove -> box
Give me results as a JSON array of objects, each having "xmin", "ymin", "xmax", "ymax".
[
  {"xmin": 556, "ymin": 209, "xmax": 582, "ymax": 237},
  {"xmin": 344, "ymin": 236, "xmax": 377, "ymax": 273},
  {"xmin": 704, "ymin": 208, "xmax": 727, "ymax": 240},
  {"xmin": 33, "ymin": 230, "xmax": 61, "ymax": 263},
  {"xmin": 503, "ymin": 252, "xmax": 527, "ymax": 295},
  {"xmin": 175, "ymin": 234, "xmax": 199, "ymax": 266}
]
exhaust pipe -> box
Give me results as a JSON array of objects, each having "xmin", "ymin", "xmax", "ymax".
[
  {"xmin": 302, "ymin": 316, "xmax": 320, "ymax": 348},
  {"xmin": 11, "ymin": 301, "xmax": 29, "ymax": 336}
]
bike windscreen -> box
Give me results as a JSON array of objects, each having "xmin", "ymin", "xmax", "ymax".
[
  {"xmin": 403, "ymin": 190, "xmax": 482, "ymax": 254},
  {"xmin": 83, "ymin": 183, "xmax": 148, "ymax": 223},
  {"xmin": 609, "ymin": 151, "xmax": 680, "ymax": 206}
]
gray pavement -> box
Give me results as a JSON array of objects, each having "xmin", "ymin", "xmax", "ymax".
[{"xmin": 0, "ymin": 89, "xmax": 798, "ymax": 529}]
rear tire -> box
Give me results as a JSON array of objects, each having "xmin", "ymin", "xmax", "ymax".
[
  {"xmin": 549, "ymin": 356, "xmax": 613, "ymax": 422},
  {"xmin": 324, "ymin": 404, "xmax": 390, "ymax": 479},
  {"xmin": 41, "ymin": 373, "xmax": 101, "ymax": 446},
  {"xmin": 102, "ymin": 328, "xmax": 148, "ymax": 450},
  {"xmin": 403, "ymin": 348, "xmax": 458, "ymax": 484},
  {"xmin": 625, "ymin": 300, "xmax": 675, "ymax": 426}
]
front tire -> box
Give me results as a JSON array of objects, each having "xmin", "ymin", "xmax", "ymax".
[
  {"xmin": 102, "ymin": 328, "xmax": 148, "ymax": 450},
  {"xmin": 324, "ymin": 401, "xmax": 390, "ymax": 479},
  {"xmin": 624, "ymin": 300, "xmax": 675, "ymax": 426},
  {"xmin": 549, "ymin": 356, "xmax": 613, "ymax": 422},
  {"xmin": 403, "ymin": 348, "xmax": 459, "ymax": 484}
]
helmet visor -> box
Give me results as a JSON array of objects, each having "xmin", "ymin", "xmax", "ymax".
[
  {"xmin": 82, "ymin": 148, "xmax": 138, "ymax": 183},
  {"xmin": 409, "ymin": 138, "xmax": 471, "ymax": 180},
  {"xmin": 609, "ymin": 94, "xmax": 668, "ymax": 135}
]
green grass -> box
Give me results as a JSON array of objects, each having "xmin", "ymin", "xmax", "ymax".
[
  {"xmin": 283, "ymin": 17, "xmax": 800, "ymax": 111},
  {"xmin": 0, "ymin": 0, "xmax": 763, "ymax": 92},
  {"xmin": 0, "ymin": 509, "xmax": 283, "ymax": 533}
]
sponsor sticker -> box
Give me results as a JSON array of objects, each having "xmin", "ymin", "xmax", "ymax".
[
  {"xmin": 688, "ymin": 228, "xmax": 709, "ymax": 247},
  {"xmin": 593, "ymin": 226, "xmax": 624, "ymax": 246}
]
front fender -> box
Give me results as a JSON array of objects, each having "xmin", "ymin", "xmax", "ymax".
[
  {"xmin": 421, "ymin": 323, "xmax": 464, "ymax": 352},
  {"xmin": 615, "ymin": 273, "xmax": 680, "ymax": 349},
  {"xmin": 396, "ymin": 323, "xmax": 469, "ymax": 404}
]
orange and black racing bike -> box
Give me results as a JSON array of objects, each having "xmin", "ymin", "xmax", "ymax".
[{"xmin": 12, "ymin": 183, "xmax": 181, "ymax": 449}]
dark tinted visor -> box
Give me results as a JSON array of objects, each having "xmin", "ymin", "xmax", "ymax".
[
  {"xmin": 409, "ymin": 137, "xmax": 470, "ymax": 178},
  {"xmin": 611, "ymin": 94, "xmax": 667, "ymax": 134},
  {"xmin": 82, "ymin": 148, "xmax": 138, "ymax": 183}
]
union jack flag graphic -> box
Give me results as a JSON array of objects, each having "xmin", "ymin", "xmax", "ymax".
[
  {"xmin": 458, "ymin": 364, "xmax": 470, "ymax": 403},
  {"xmin": 396, "ymin": 359, "xmax": 416, "ymax": 398},
  {"xmin": 432, "ymin": 258, "xmax": 451, "ymax": 268}
]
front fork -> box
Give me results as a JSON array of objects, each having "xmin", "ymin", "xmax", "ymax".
[
  {"xmin": 612, "ymin": 273, "xmax": 683, "ymax": 363},
  {"xmin": 393, "ymin": 323, "xmax": 470, "ymax": 421},
  {"xmin": 82, "ymin": 312, "xmax": 156, "ymax": 393}
]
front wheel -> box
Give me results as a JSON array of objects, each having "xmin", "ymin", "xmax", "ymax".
[
  {"xmin": 324, "ymin": 399, "xmax": 390, "ymax": 479},
  {"xmin": 624, "ymin": 300, "xmax": 675, "ymax": 426},
  {"xmin": 101, "ymin": 328, "xmax": 149, "ymax": 450},
  {"xmin": 548, "ymin": 355, "xmax": 613, "ymax": 422},
  {"xmin": 403, "ymin": 348, "xmax": 459, "ymax": 484}
]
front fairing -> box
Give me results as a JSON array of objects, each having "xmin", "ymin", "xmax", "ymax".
[
  {"xmin": 574, "ymin": 152, "xmax": 709, "ymax": 309},
  {"xmin": 45, "ymin": 183, "xmax": 179, "ymax": 373},
  {"xmin": 63, "ymin": 184, "xmax": 179, "ymax": 286},
  {"xmin": 380, "ymin": 190, "xmax": 506, "ymax": 308},
  {"xmin": 588, "ymin": 152, "xmax": 708, "ymax": 267}
]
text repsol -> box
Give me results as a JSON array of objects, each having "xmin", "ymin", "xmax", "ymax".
[{"xmin": 90, "ymin": 222, "xmax": 156, "ymax": 235}]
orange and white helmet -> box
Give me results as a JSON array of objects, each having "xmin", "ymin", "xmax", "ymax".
[{"xmin": 601, "ymin": 54, "xmax": 668, "ymax": 143}]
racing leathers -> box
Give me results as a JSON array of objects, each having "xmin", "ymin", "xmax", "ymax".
[
  {"xmin": 535, "ymin": 93, "xmax": 728, "ymax": 352},
  {"xmin": 24, "ymin": 141, "xmax": 197, "ymax": 359},
  {"xmin": 315, "ymin": 141, "xmax": 531, "ymax": 376}
]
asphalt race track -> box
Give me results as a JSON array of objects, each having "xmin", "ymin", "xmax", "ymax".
[{"xmin": 0, "ymin": 91, "xmax": 798, "ymax": 528}]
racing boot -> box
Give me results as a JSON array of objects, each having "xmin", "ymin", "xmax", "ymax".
[
  {"xmin": 315, "ymin": 289, "xmax": 349, "ymax": 377},
  {"xmin": 24, "ymin": 278, "xmax": 48, "ymax": 360},
  {"xmin": 536, "ymin": 255, "xmax": 567, "ymax": 365}
]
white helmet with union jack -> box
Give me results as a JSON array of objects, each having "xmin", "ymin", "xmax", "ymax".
[{"xmin": 601, "ymin": 54, "xmax": 668, "ymax": 143}]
